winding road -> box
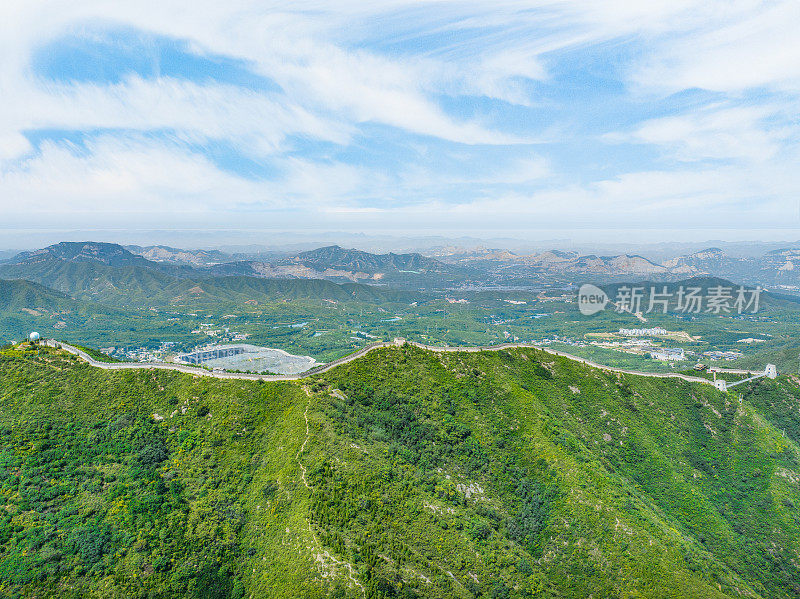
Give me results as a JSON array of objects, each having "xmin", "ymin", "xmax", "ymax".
[{"xmin": 52, "ymin": 339, "xmax": 721, "ymax": 387}]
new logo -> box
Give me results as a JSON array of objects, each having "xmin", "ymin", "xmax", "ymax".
[{"xmin": 578, "ymin": 284, "xmax": 609, "ymax": 316}]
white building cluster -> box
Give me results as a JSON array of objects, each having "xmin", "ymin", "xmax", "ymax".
[
  {"xmin": 650, "ymin": 348, "xmax": 685, "ymax": 361},
  {"xmin": 619, "ymin": 327, "xmax": 667, "ymax": 337}
]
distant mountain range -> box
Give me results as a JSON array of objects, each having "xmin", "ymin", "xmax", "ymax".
[
  {"xmin": 121, "ymin": 243, "xmax": 454, "ymax": 274},
  {"xmin": 434, "ymin": 245, "xmax": 800, "ymax": 288},
  {"xmin": 436, "ymin": 247, "xmax": 669, "ymax": 276},
  {"xmin": 660, "ymin": 247, "xmax": 800, "ymax": 287},
  {"xmin": 125, "ymin": 244, "xmax": 233, "ymax": 266},
  {"xmin": 10, "ymin": 241, "xmax": 156, "ymax": 268},
  {"xmin": 0, "ymin": 242, "xmax": 421, "ymax": 307},
  {"xmin": 207, "ymin": 245, "xmax": 463, "ymax": 283},
  {"xmin": 5, "ymin": 241, "xmax": 800, "ymax": 300},
  {"xmin": 3, "ymin": 241, "xmax": 460, "ymax": 279}
]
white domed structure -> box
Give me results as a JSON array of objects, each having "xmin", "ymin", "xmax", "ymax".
[{"xmin": 29, "ymin": 331, "xmax": 40, "ymax": 343}]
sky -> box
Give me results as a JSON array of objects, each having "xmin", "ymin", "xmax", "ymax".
[{"xmin": 2, "ymin": 1, "xmax": 800, "ymax": 243}]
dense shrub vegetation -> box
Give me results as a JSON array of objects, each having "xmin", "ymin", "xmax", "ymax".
[{"xmin": 1, "ymin": 345, "xmax": 800, "ymax": 597}]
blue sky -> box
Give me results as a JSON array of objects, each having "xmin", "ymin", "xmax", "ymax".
[{"xmin": 2, "ymin": 1, "xmax": 800, "ymax": 241}]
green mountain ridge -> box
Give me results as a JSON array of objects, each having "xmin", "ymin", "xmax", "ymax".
[
  {"xmin": 289, "ymin": 245, "xmax": 455, "ymax": 274},
  {"xmin": 0, "ymin": 279, "xmax": 125, "ymax": 344},
  {"xmin": 0, "ymin": 279, "xmax": 75, "ymax": 313},
  {"xmin": 2, "ymin": 241, "xmax": 475, "ymax": 292},
  {"xmin": 2, "ymin": 345, "xmax": 800, "ymax": 597},
  {"xmin": 0, "ymin": 259, "xmax": 416, "ymax": 309},
  {"xmin": 0, "ymin": 257, "xmax": 189, "ymax": 307},
  {"xmin": 8, "ymin": 241, "xmax": 155, "ymax": 268}
]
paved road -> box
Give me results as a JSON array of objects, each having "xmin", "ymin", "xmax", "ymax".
[{"xmin": 53, "ymin": 339, "xmax": 718, "ymax": 387}]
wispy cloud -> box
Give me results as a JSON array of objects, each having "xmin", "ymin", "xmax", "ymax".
[
  {"xmin": 609, "ymin": 104, "xmax": 790, "ymax": 163},
  {"xmin": 1, "ymin": 0, "xmax": 799, "ymax": 236}
]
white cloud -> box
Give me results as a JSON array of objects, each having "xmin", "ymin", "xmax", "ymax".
[
  {"xmin": 0, "ymin": 1, "xmax": 531, "ymax": 151},
  {"xmin": 1, "ymin": 0, "xmax": 799, "ymax": 234},
  {"xmin": 2, "ymin": 76, "xmax": 352, "ymax": 155},
  {"xmin": 0, "ymin": 136, "xmax": 272, "ymax": 214},
  {"xmin": 0, "ymin": 135, "xmax": 391, "ymax": 217},
  {"xmin": 0, "ymin": 132, "xmax": 32, "ymax": 161},
  {"xmin": 263, "ymin": 43, "xmax": 525, "ymax": 144},
  {"xmin": 630, "ymin": 1, "xmax": 800, "ymax": 93},
  {"xmin": 359, "ymin": 160, "xmax": 800, "ymax": 232},
  {"xmin": 613, "ymin": 104, "xmax": 789, "ymax": 163},
  {"xmin": 399, "ymin": 155, "xmax": 551, "ymax": 191},
  {"xmin": 276, "ymin": 157, "xmax": 387, "ymax": 206}
]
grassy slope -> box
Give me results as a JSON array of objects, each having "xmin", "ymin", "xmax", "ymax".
[{"xmin": 1, "ymin": 346, "xmax": 800, "ymax": 597}]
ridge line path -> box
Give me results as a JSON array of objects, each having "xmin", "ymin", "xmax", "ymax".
[
  {"xmin": 53, "ymin": 339, "xmax": 719, "ymax": 387},
  {"xmin": 297, "ymin": 388, "xmax": 312, "ymax": 491},
  {"xmin": 296, "ymin": 385, "xmax": 365, "ymax": 595}
]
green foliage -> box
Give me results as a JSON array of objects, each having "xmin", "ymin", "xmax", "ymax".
[
  {"xmin": 506, "ymin": 478, "xmax": 551, "ymax": 555},
  {"xmin": 72, "ymin": 344, "xmax": 121, "ymax": 362},
  {"xmin": 0, "ymin": 350, "xmax": 311, "ymax": 598},
  {"xmin": 3, "ymin": 346, "xmax": 800, "ymax": 598}
]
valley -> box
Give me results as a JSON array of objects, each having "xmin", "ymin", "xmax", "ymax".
[{"xmin": 3, "ymin": 242, "xmax": 800, "ymax": 375}]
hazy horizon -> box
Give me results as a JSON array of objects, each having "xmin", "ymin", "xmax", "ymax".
[{"xmin": 4, "ymin": 228, "xmax": 800, "ymax": 261}]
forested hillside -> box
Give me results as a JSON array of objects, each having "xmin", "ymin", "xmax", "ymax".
[
  {"xmin": 2, "ymin": 345, "xmax": 800, "ymax": 597},
  {"xmin": 0, "ymin": 280, "xmax": 123, "ymax": 344},
  {"xmin": 0, "ymin": 279, "xmax": 76, "ymax": 313},
  {"xmin": 0, "ymin": 259, "xmax": 416, "ymax": 308}
]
